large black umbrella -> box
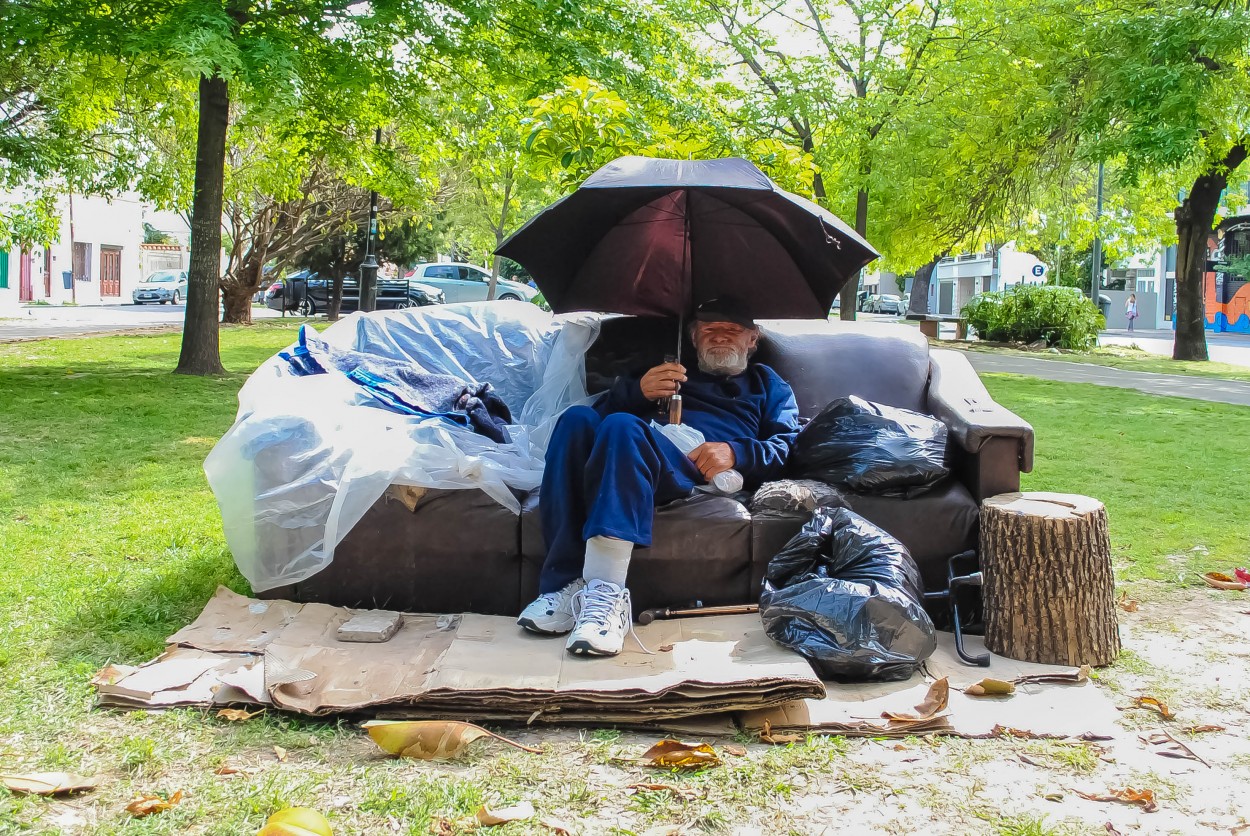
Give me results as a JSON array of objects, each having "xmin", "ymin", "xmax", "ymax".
[{"xmin": 495, "ymin": 155, "xmax": 879, "ymax": 321}]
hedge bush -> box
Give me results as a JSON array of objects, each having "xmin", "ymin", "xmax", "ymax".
[{"xmin": 961, "ymin": 284, "xmax": 1104, "ymax": 350}]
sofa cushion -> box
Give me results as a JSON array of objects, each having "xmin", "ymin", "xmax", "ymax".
[
  {"xmin": 521, "ymin": 490, "xmax": 753, "ymax": 614},
  {"xmin": 845, "ymin": 479, "xmax": 980, "ymax": 590},
  {"xmin": 292, "ymin": 488, "xmax": 522, "ymax": 615},
  {"xmin": 754, "ymin": 320, "xmax": 932, "ymax": 416}
]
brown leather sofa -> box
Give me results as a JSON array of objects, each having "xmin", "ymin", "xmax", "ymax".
[{"xmin": 262, "ymin": 317, "xmax": 1033, "ymax": 616}]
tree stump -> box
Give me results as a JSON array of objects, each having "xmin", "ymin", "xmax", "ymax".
[{"xmin": 980, "ymin": 492, "xmax": 1120, "ymax": 666}]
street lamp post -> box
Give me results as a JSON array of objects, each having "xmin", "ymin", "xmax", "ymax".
[
  {"xmin": 1090, "ymin": 161, "xmax": 1105, "ymax": 313},
  {"xmin": 359, "ymin": 127, "xmax": 382, "ymax": 312}
]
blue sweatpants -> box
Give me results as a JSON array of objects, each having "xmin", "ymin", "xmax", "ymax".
[{"xmin": 538, "ymin": 406, "xmax": 703, "ymax": 594}]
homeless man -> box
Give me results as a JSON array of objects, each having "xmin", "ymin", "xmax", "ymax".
[{"xmin": 518, "ymin": 297, "xmax": 801, "ymax": 657}]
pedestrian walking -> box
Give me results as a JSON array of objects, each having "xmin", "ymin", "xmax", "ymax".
[{"xmin": 1125, "ymin": 293, "xmax": 1138, "ymax": 333}]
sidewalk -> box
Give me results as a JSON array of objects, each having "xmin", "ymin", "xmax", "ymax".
[
  {"xmin": 961, "ymin": 350, "xmax": 1250, "ymax": 406},
  {"xmin": 0, "ymin": 303, "xmax": 284, "ymax": 342},
  {"xmin": 1098, "ymin": 327, "xmax": 1250, "ymax": 369}
]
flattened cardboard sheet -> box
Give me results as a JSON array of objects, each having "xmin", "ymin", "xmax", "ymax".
[{"xmin": 739, "ymin": 633, "xmax": 1121, "ymax": 739}]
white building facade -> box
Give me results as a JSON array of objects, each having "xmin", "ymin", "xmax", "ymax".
[{"xmin": 0, "ymin": 193, "xmax": 189, "ymax": 313}]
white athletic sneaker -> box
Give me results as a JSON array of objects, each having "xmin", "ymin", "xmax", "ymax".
[
  {"xmin": 517, "ymin": 578, "xmax": 587, "ymax": 635},
  {"xmin": 565, "ymin": 579, "xmax": 633, "ymax": 657}
]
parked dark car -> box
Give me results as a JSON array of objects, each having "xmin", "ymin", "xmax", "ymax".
[{"xmin": 265, "ymin": 271, "xmax": 445, "ymax": 316}]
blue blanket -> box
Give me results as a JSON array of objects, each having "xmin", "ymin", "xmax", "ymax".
[{"xmin": 280, "ymin": 327, "xmax": 512, "ymax": 442}]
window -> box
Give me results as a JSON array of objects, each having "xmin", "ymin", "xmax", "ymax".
[
  {"xmin": 459, "ymin": 267, "xmax": 489, "ymax": 282},
  {"xmin": 424, "ymin": 265, "xmax": 458, "ymax": 280},
  {"xmin": 73, "ymin": 242, "xmax": 92, "ymax": 281}
]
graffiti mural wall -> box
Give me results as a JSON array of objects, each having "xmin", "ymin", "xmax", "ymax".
[{"xmin": 1205, "ymin": 215, "xmax": 1250, "ymax": 333}]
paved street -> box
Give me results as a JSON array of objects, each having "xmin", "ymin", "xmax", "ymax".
[
  {"xmin": 961, "ymin": 350, "xmax": 1250, "ymax": 406},
  {"xmin": 1098, "ymin": 326, "xmax": 1250, "ymax": 368},
  {"xmin": 0, "ymin": 303, "xmax": 287, "ymax": 342}
]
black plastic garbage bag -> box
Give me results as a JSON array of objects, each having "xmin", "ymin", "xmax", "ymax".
[
  {"xmin": 761, "ymin": 506, "xmax": 937, "ymax": 682},
  {"xmin": 791, "ymin": 395, "xmax": 948, "ymax": 493}
]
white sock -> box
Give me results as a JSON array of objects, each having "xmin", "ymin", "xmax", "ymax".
[{"xmin": 582, "ymin": 536, "xmax": 633, "ymax": 587}]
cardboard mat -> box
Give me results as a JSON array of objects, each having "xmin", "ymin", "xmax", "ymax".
[
  {"xmin": 94, "ymin": 587, "xmax": 1118, "ymax": 738},
  {"xmin": 95, "ymin": 587, "xmax": 825, "ymax": 723}
]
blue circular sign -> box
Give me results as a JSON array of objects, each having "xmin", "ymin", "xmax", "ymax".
[{"xmin": 1031, "ymin": 264, "xmax": 1046, "ymax": 277}]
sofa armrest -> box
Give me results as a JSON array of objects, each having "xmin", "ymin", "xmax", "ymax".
[{"xmin": 927, "ymin": 350, "xmax": 1034, "ymax": 497}]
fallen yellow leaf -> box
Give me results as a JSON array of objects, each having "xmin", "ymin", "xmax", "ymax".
[
  {"xmin": 125, "ymin": 790, "xmax": 184, "ymax": 817},
  {"xmin": 758, "ymin": 719, "xmax": 803, "ymax": 745},
  {"xmin": 476, "ymin": 800, "xmax": 535, "ymax": 826},
  {"xmin": 256, "ymin": 806, "xmax": 333, "ymax": 836},
  {"xmin": 642, "ymin": 739, "xmax": 721, "ymax": 769},
  {"xmin": 964, "ymin": 678, "xmax": 1016, "ymax": 697},
  {"xmin": 363, "ymin": 720, "xmax": 540, "ymax": 761},
  {"xmin": 0, "ymin": 772, "xmax": 98, "ymax": 796},
  {"xmin": 1132, "ymin": 696, "xmax": 1174, "ymax": 720},
  {"xmin": 273, "ymin": 745, "xmax": 289, "ymax": 762},
  {"xmin": 217, "ymin": 708, "xmax": 265, "ymax": 722}
]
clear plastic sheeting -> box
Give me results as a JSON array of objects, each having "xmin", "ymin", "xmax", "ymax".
[{"xmin": 205, "ymin": 302, "xmax": 601, "ymax": 592}]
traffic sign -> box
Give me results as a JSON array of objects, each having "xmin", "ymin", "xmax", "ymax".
[{"xmin": 1031, "ymin": 264, "xmax": 1046, "ymax": 278}]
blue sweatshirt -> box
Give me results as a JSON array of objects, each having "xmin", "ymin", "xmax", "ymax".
[{"xmin": 596, "ymin": 364, "xmax": 801, "ymax": 487}]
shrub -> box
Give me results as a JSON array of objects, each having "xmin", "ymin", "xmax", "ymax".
[{"xmin": 961, "ymin": 284, "xmax": 1103, "ymax": 350}]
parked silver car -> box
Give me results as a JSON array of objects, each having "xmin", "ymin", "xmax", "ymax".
[
  {"xmin": 873, "ymin": 294, "xmax": 906, "ymax": 315},
  {"xmin": 407, "ymin": 262, "xmax": 540, "ymax": 303},
  {"xmin": 132, "ymin": 269, "xmax": 189, "ymax": 305}
]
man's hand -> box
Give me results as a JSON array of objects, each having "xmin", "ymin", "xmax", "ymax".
[
  {"xmin": 689, "ymin": 442, "xmax": 735, "ymax": 481},
  {"xmin": 639, "ymin": 362, "xmax": 687, "ymax": 400}
]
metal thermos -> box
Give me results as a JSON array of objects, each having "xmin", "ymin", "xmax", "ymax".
[{"xmin": 663, "ymin": 354, "xmax": 683, "ymax": 425}]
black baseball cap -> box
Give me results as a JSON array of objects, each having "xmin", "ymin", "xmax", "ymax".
[{"xmin": 694, "ymin": 295, "xmax": 756, "ymax": 329}]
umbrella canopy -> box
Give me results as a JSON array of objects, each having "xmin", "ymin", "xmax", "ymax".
[{"xmin": 496, "ymin": 156, "xmax": 879, "ymax": 319}]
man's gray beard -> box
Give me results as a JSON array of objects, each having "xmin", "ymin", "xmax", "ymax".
[{"xmin": 697, "ymin": 345, "xmax": 749, "ymax": 376}]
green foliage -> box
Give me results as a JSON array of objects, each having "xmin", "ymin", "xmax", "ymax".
[
  {"xmin": 0, "ymin": 195, "xmax": 61, "ymax": 251},
  {"xmin": 142, "ymin": 223, "xmax": 174, "ymax": 245},
  {"xmin": 962, "ymin": 285, "xmax": 1104, "ymax": 350},
  {"xmin": 1222, "ymin": 254, "xmax": 1250, "ymax": 281}
]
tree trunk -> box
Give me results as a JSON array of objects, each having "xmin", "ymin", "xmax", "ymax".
[
  {"xmin": 980, "ymin": 492, "xmax": 1120, "ymax": 666},
  {"xmin": 837, "ymin": 186, "xmax": 870, "ymax": 322},
  {"xmin": 908, "ymin": 254, "xmax": 942, "ymax": 317},
  {"xmin": 220, "ymin": 284, "xmax": 253, "ymax": 325},
  {"xmin": 175, "ymin": 73, "xmax": 229, "ymax": 376},
  {"xmin": 1173, "ymin": 143, "xmax": 1247, "ymax": 362}
]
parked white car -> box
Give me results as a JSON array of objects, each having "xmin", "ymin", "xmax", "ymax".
[{"xmin": 406, "ymin": 263, "xmax": 540, "ymax": 303}]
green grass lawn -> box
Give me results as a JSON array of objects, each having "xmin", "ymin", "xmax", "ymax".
[
  {"xmin": 1, "ymin": 326, "xmax": 1247, "ymax": 832},
  {"xmin": 963, "ymin": 342, "xmax": 1250, "ymax": 384}
]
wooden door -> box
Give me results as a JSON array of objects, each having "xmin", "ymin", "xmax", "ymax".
[
  {"xmin": 100, "ymin": 246, "xmax": 122, "ymax": 297},
  {"xmin": 18, "ymin": 250, "xmax": 33, "ymax": 301}
]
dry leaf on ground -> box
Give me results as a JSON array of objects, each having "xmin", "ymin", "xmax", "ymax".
[
  {"xmin": 256, "ymin": 807, "xmax": 333, "ymax": 836},
  {"xmin": 964, "ymin": 678, "xmax": 1016, "ymax": 697},
  {"xmin": 1201, "ymin": 571, "xmax": 1247, "ymax": 591},
  {"xmin": 429, "ymin": 819, "xmax": 455, "ymax": 836},
  {"xmin": 1131, "ymin": 696, "xmax": 1174, "ymax": 720},
  {"xmin": 476, "ymin": 800, "xmax": 535, "ymax": 826},
  {"xmin": 721, "ymin": 744, "xmax": 747, "ymax": 756},
  {"xmin": 1140, "ymin": 731, "xmax": 1210, "ymax": 767},
  {"xmin": 628, "ymin": 783, "xmax": 700, "ymax": 800},
  {"xmin": 1075, "ymin": 787, "xmax": 1158, "ymax": 813},
  {"xmin": 89, "ymin": 664, "xmax": 134, "ymax": 687},
  {"xmin": 273, "ymin": 745, "xmax": 289, "ymax": 762},
  {"xmin": 642, "ymin": 739, "xmax": 721, "ymax": 769},
  {"xmin": 883, "ymin": 678, "xmax": 949, "ymax": 720},
  {"xmin": 217, "ymin": 708, "xmax": 264, "ymax": 722},
  {"xmin": 1116, "ymin": 591, "xmax": 1139, "ymax": 612},
  {"xmin": 364, "ymin": 720, "xmax": 540, "ymax": 760},
  {"xmin": 125, "ymin": 790, "xmax": 184, "ymax": 817},
  {"xmin": 1185, "ymin": 724, "xmax": 1225, "ymax": 734},
  {"xmin": 759, "ymin": 720, "xmax": 803, "ymax": 745},
  {"xmin": 0, "ymin": 772, "xmax": 98, "ymax": 796}
]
